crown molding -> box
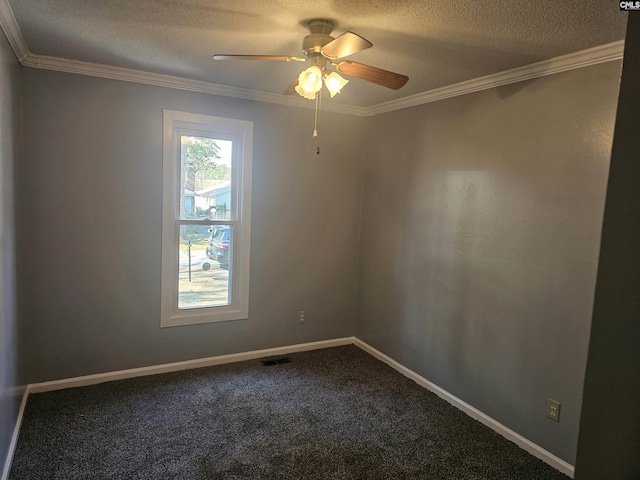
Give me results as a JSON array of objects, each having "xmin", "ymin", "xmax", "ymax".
[
  {"xmin": 0, "ymin": 0, "xmax": 624, "ymax": 117},
  {"xmin": 370, "ymin": 40, "xmax": 625, "ymax": 115},
  {"xmin": 21, "ymin": 52, "xmax": 371, "ymax": 117},
  {"xmin": 16, "ymin": 40, "xmax": 624, "ymax": 118},
  {"xmin": 0, "ymin": 0, "xmax": 27, "ymax": 61}
]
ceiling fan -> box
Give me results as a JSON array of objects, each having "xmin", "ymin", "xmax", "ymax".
[{"xmin": 213, "ymin": 19, "xmax": 409, "ymax": 100}]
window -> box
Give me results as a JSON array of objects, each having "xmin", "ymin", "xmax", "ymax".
[{"xmin": 161, "ymin": 110, "xmax": 252, "ymax": 327}]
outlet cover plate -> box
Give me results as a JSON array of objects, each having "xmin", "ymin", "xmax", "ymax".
[{"xmin": 547, "ymin": 399, "xmax": 561, "ymax": 422}]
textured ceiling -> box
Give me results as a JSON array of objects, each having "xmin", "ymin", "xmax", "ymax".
[{"xmin": 8, "ymin": 0, "xmax": 628, "ymax": 107}]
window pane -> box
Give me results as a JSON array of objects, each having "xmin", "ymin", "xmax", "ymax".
[
  {"xmin": 180, "ymin": 136, "xmax": 232, "ymax": 221},
  {"xmin": 178, "ymin": 225, "xmax": 232, "ymax": 309}
]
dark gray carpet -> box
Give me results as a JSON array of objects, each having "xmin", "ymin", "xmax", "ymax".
[{"xmin": 10, "ymin": 345, "xmax": 570, "ymax": 479}]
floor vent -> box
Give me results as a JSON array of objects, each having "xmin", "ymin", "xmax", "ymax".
[{"xmin": 262, "ymin": 357, "xmax": 292, "ymax": 366}]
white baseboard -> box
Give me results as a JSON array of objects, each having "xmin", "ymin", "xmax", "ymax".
[
  {"xmin": 8, "ymin": 336, "xmax": 574, "ymax": 479},
  {"xmin": 27, "ymin": 337, "xmax": 356, "ymax": 394},
  {"xmin": 1, "ymin": 387, "xmax": 28, "ymax": 480},
  {"xmin": 353, "ymin": 338, "xmax": 575, "ymax": 478},
  {"xmin": 3, "ymin": 339, "xmax": 355, "ymax": 479}
]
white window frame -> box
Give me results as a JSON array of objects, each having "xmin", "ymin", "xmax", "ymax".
[{"xmin": 161, "ymin": 110, "xmax": 252, "ymax": 327}]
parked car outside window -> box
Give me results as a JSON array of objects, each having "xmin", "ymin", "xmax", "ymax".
[{"xmin": 206, "ymin": 226, "xmax": 230, "ymax": 270}]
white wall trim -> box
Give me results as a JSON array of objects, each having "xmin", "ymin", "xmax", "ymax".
[
  {"xmin": 0, "ymin": 0, "xmax": 623, "ymax": 118},
  {"xmin": 1, "ymin": 339, "xmax": 353, "ymax": 477},
  {"xmin": 353, "ymin": 338, "xmax": 575, "ymax": 478},
  {"xmin": 370, "ymin": 40, "xmax": 625, "ymax": 115},
  {"xmin": 18, "ymin": 40, "xmax": 624, "ymax": 117},
  {"xmin": 1, "ymin": 387, "xmax": 28, "ymax": 480},
  {"xmin": 0, "ymin": 0, "xmax": 27, "ymax": 61},
  {"xmin": 20, "ymin": 52, "xmax": 371, "ymax": 117},
  {"xmin": 160, "ymin": 110, "xmax": 253, "ymax": 327},
  {"xmin": 27, "ymin": 337, "xmax": 356, "ymax": 393},
  {"xmin": 7, "ymin": 337, "xmax": 575, "ymax": 477}
]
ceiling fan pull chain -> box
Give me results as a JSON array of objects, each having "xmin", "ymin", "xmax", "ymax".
[
  {"xmin": 313, "ymin": 90, "xmax": 319, "ymax": 138},
  {"xmin": 314, "ymin": 88, "xmax": 322, "ymax": 154}
]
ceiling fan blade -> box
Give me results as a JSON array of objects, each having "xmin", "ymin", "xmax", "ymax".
[
  {"xmin": 283, "ymin": 75, "xmax": 299, "ymax": 95},
  {"xmin": 336, "ymin": 61, "xmax": 409, "ymax": 90},
  {"xmin": 213, "ymin": 54, "xmax": 306, "ymax": 62},
  {"xmin": 321, "ymin": 32, "xmax": 372, "ymax": 59}
]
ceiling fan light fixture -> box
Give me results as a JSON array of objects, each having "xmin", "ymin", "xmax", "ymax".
[
  {"xmin": 324, "ymin": 72, "xmax": 349, "ymax": 98},
  {"xmin": 295, "ymin": 65, "xmax": 323, "ymax": 99}
]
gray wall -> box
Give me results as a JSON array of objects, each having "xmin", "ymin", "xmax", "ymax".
[
  {"xmin": 11, "ymin": 48, "xmax": 629, "ymax": 471},
  {"xmin": 0, "ymin": 29, "xmax": 21, "ymax": 476},
  {"xmin": 356, "ymin": 61, "xmax": 621, "ymax": 464},
  {"xmin": 575, "ymin": 14, "xmax": 640, "ymax": 480},
  {"xmin": 17, "ymin": 69, "xmax": 365, "ymax": 383}
]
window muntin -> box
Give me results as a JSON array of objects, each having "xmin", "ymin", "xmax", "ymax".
[{"xmin": 161, "ymin": 111, "xmax": 252, "ymax": 327}]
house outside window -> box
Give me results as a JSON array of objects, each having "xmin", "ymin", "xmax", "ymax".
[{"xmin": 161, "ymin": 110, "xmax": 253, "ymax": 327}]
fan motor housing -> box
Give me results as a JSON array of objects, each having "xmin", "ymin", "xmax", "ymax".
[
  {"xmin": 302, "ymin": 33, "xmax": 334, "ymax": 55},
  {"xmin": 303, "ymin": 19, "xmax": 335, "ymax": 56}
]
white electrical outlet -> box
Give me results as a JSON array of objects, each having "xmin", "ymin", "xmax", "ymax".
[
  {"xmin": 298, "ymin": 311, "xmax": 306, "ymax": 324},
  {"xmin": 547, "ymin": 399, "xmax": 561, "ymax": 422}
]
